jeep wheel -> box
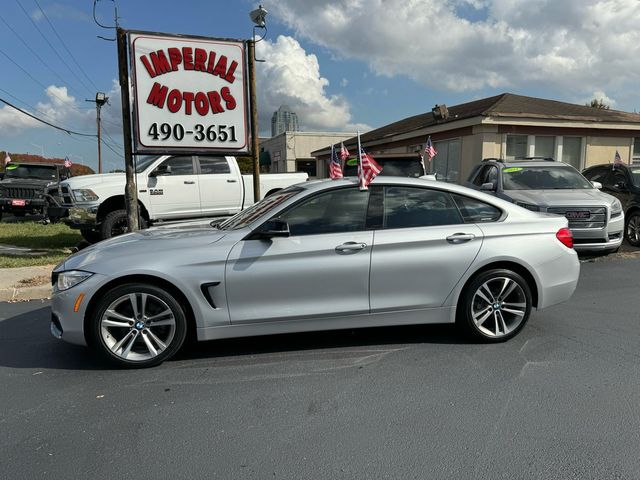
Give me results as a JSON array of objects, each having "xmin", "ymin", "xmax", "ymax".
[{"xmin": 80, "ymin": 228, "xmax": 102, "ymax": 244}]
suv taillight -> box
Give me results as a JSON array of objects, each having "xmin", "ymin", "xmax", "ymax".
[{"xmin": 556, "ymin": 228, "xmax": 573, "ymax": 249}]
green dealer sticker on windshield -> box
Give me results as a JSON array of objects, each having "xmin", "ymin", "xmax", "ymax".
[
  {"xmin": 346, "ymin": 158, "xmax": 358, "ymax": 166},
  {"xmin": 6, "ymin": 164, "xmax": 18, "ymax": 170},
  {"xmin": 503, "ymin": 167, "xmax": 523, "ymax": 173}
]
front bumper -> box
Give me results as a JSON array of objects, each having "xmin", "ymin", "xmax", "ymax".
[
  {"xmin": 1, "ymin": 197, "xmax": 46, "ymax": 210},
  {"xmin": 571, "ymin": 214, "xmax": 624, "ymax": 252},
  {"xmin": 50, "ymin": 271, "xmax": 106, "ymax": 346}
]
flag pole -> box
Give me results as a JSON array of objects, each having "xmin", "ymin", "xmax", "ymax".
[{"xmin": 357, "ymin": 130, "xmax": 365, "ymax": 190}]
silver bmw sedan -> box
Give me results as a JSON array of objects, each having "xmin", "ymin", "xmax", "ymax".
[{"xmin": 50, "ymin": 177, "xmax": 580, "ymax": 368}]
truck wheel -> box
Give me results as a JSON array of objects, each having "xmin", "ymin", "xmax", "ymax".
[
  {"xmin": 99, "ymin": 209, "xmax": 148, "ymax": 241},
  {"xmin": 100, "ymin": 209, "xmax": 129, "ymax": 240},
  {"xmin": 80, "ymin": 228, "xmax": 102, "ymax": 244}
]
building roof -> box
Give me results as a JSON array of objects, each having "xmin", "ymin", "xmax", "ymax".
[{"xmin": 313, "ymin": 93, "xmax": 640, "ymax": 156}]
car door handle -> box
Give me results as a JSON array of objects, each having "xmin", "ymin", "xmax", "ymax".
[
  {"xmin": 446, "ymin": 233, "xmax": 476, "ymax": 244},
  {"xmin": 335, "ymin": 242, "xmax": 367, "ymax": 253},
  {"xmin": 227, "ymin": 179, "xmax": 237, "ymax": 183},
  {"xmin": 184, "ymin": 181, "xmax": 196, "ymax": 184}
]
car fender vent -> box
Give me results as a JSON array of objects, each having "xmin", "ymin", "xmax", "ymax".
[{"xmin": 200, "ymin": 282, "xmax": 220, "ymax": 309}]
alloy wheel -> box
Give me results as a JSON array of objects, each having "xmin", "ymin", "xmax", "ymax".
[
  {"xmin": 626, "ymin": 214, "xmax": 640, "ymax": 246},
  {"xmin": 471, "ymin": 277, "xmax": 527, "ymax": 338},
  {"xmin": 100, "ymin": 292, "xmax": 177, "ymax": 362}
]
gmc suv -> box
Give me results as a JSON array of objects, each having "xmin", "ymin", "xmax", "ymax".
[{"xmin": 466, "ymin": 158, "xmax": 624, "ymax": 253}]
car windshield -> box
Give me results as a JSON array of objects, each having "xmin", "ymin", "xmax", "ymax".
[
  {"xmin": 502, "ymin": 165, "xmax": 593, "ymax": 190},
  {"xmin": 629, "ymin": 167, "xmax": 640, "ymax": 188},
  {"xmin": 217, "ymin": 188, "xmax": 302, "ymax": 230},
  {"xmin": 4, "ymin": 164, "xmax": 57, "ymax": 180},
  {"xmin": 135, "ymin": 155, "xmax": 160, "ymax": 173}
]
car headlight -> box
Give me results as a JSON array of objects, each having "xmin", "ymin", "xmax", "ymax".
[
  {"xmin": 72, "ymin": 189, "xmax": 99, "ymax": 202},
  {"xmin": 56, "ymin": 270, "xmax": 93, "ymax": 291},
  {"xmin": 515, "ymin": 201, "xmax": 540, "ymax": 212},
  {"xmin": 611, "ymin": 199, "xmax": 622, "ymax": 218}
]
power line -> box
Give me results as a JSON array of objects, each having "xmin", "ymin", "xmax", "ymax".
[
  {"xmin": 101, "ymin": 138, "xmax": 124, "ymax": 158},
  {"xmin": 0, "ymin": 96, "xmax": 97, "ymax": 137},
  {"xmin": 14, "ymin": 0, "xmax": 95, "ymax": 97},
  {"xmin": 33, "ymin": 0, "xmax": 101, "ymax": 93},
  {"xmin": 0, "ymin": 12, "xmax": 71, "ymax": 94},
  {"xmin": 0, "ymin": 47, "xmax": 92, "ymax": 110}
]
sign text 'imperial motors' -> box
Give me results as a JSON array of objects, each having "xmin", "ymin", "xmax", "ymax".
[{"xmin": 130, "ymin": 33, "xmax": 249, "ymax": 154}]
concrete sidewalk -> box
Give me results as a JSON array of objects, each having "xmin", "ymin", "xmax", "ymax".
[{"xmin": 0, "ymin": 264, "xmax": 54, "ymax": 302}]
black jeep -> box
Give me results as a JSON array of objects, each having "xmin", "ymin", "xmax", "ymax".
[{"xmin": 0, "ymin": 162, "xmax": 66, "ymax": 220}]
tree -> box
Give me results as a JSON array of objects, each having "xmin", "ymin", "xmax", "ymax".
[{"xmin": 587, "ymin": 98, "xmax": 610, "ymax": 109}]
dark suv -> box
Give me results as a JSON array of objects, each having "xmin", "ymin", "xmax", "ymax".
[
  {"xmin": 466, "ymin": 157, "xmax": 624, "ymax": 252},
  {"xmin": 0, "ymin": 162, "xmax": 63, "ymax": 219},
  {"xmin": 582, "ymin": 163, "xmax": 640, "ymax": 246}
]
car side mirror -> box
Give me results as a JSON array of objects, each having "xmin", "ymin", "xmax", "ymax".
[
  {"xmin": 591, "ymin": 181, "xmax": 602, "ymax": 189},
  {"xmin": 150, "ymin": 165, "xmax": 172, "ymax": 177},
  {"xmin": 480, "ymin": 182, "xmax": 496, "ymax": 192},
  {"xmin": 255, "ymin": 219, "xmax": 290, "ymax": 239}
]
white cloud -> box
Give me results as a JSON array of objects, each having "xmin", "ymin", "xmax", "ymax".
[
  {"xmin": 255, "ymin": 35, "xmax": 370, "ymax": 133},
  {"xmin": 269, "ymin": 0, "xmax": 640, "ymax": 104},
  {"xmin": 584, "ymin": 90, "xmax": 617, "ymax": 107}
]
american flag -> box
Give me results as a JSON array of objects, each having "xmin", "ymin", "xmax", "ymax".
[
  {"xmin": 614, "ymin": 150, "xmax": 623, "ymax": 165},
  {"xmin": 64, "ymin": 157, "xmax": 72, "ymax": 168},
  {"xmin": 424, "ymin": 136, "xmax": 437, "ymax": 162},
  {"xmin": 329, "ymin": 144, "xmax": 343, "ymax": 179},
  {"xmin": 356, "ymin": 132, "xmax": 382, "ymax": 190},
  {"xmin": 340, "ymin": 142, "xmax": 350, "ymax": 161}
]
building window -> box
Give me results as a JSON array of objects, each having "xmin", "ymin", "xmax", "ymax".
[
  {"xmin": 296, "ymin": 160, "xmax": 317, "ymax": 177},
  {"xmin": 534, "ymin": 136, "xmax": 555, "ymax": 159},
  {"xmin": 431, "ymin": 138, "xmax": 461, "ymax": 183},
  {"xmin": 633, "ymin": 138, "xmax": 640, "ymax": 164},
  {"xmin": 562, "ymin": 137, "xmax": 582, "ymax": 170},
  {"xmin": 505, "ymin": 135, "xmax": 527, "ymax": 159}
]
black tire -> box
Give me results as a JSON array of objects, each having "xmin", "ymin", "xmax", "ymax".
[
  {"xmin": 86, "ymin": 283, "xmax": 188, "ymax": 368},
  {"xmin": 80, "ymin": 228, "xmax": 101, "ymax": 244},
  {"xmin": 99, "ymin": 209, "xmax": 148, "ymax": 241},
  {"xmin": 625, "ymin": 212, "xmax": 640, "ymax": 247},
  {"xmin": 457, "ymin": 269, "xmax": 532, "ymax": 342}
]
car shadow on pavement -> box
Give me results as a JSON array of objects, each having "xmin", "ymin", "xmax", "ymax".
[
  {"xmin": 174, "ymin": 323, "xmax": 474, "ymax": 364},
  {"xmin": 0, "ymin": 304, "xmax": 473, "ymax": 370},
  {"xmin": 0, "ymin": 305, "xmax": 111, "ymax": 370}
]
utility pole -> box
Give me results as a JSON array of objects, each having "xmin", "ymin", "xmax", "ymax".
[
  {"xmin": 247, "ymin": 39, "xmax": 260, "ymax": 202},
  {"xmin": 117, "ymin": 27, "xmax": 139, "ymax": 232},
  {"xmin": 86, "ymin": 92, "xmax": 108, "ymax": 174}
]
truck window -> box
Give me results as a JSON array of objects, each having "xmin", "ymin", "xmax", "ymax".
[
  {"xmin": 160, "ymin": 156, "xmax": 195, "ymax": 175},
  {"xmin": 198, "ymin": 157, "xmax": 231, "ymax": 174}
]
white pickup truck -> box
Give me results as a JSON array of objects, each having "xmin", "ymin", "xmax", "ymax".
[{"xmin": 47, "ymin": 155, "xmax": 308, "ymax": 242}]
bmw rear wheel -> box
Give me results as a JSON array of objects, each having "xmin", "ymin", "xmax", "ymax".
[
  {"xmin": 458, "ymin": 269, "xmax": 532, "ymax": 342},
  {"xmin": 88, "ymin": 283, "xmax": 187, "ymax": 368}
]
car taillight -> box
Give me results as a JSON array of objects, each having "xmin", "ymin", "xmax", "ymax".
[{"xmin": 556, "ymin": 228, "xmax": 573, "ymax": 249}]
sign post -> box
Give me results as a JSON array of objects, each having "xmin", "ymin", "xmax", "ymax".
[{"xmin": 117, "ymin": 27, "xmax": 139, "ymax": 232}]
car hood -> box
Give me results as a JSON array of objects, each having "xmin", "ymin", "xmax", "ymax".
[
  {"xmin": 59, "ymin": 226, "xmax": 229, "ymax": 272},
  {"xmin": 506, "ymin": 189, "xmax": 616, "ymax": 207},
  {"xmin": 62, "ymin": 172, "xmax": 125, "ymax": 189}
]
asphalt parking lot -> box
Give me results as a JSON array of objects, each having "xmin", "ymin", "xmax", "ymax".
[{"xmin": 1, "ymin": 257, "xmax": 640, "ymax": 479}]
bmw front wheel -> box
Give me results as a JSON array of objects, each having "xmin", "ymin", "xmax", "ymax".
[
  {"xmin": 458, "ymin": 269, "xmax": 532, "ymax": 342},
  {"xmin": 87, "ymin": 283, "xmax": 187, "ymax": 368}
]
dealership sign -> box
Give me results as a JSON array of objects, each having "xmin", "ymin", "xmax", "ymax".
[{"xmin": 130, "ymin": 32, "xmax": 248, "ymax": 154}]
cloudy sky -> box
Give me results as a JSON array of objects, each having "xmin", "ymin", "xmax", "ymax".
[{"xmin": 1, "ymin": 0, "xmax": 639, "ymax": 171}]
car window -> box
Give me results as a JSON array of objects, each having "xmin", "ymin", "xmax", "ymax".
[
  {"xmin": 278, "ymin": 187, "xmax": 370, "ymax": 236},
  {"xmin": 630, "ymin": 167, "xmax": 640, "ymax": 188},
  {"xmin": 451, "ymin": 194, "xmax": 502, "ymax": 223},
  {"xmin": 383, "ymin": 186, "xmax": 463, "ymax": 229},
  {"xmin": 502, "ymin": 165, "xmax": 592, "ymax": 190},
  {"xmin": 160, "ymin": 156, "xmax": 195, "ymax": 175},
  {"xmin": 583, "ymin": 167, "xmax": 610, "ymax": 183},
  {"xmin": 606, "ymin": 170, "xmax": 627, "ymax": 188},
  {"xmin": 471, "ymin": 166, "xmax": 488, "ymax": 186},
  {"xmin": 198, "ymin": 157, "xmax": 231, "ymax": 174},
  {"xmin": 486, "ymin": 166, "xmax": 498, "ymax": 184},
  {"xmin": 4, "ymin": 164, "xmax": 58, "ymax": 180},
  {"xmin": 219, "ymin": 189, "xmax": 302, "ymax": 230},
  {"xmin": 472, "ymin": 165, "xmax": 498, "ymax": 186}
]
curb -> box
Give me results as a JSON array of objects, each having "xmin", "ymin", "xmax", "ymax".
[{"xmin": 0, "ymin": 265, "xmax": 54, "ymax": 302}]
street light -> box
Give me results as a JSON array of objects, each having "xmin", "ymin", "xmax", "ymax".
[
  {"xmin": 87, "ymin": 92, "xmax": 109, "ymax": 174},
  {"xmin": 248, "ymin": 5, "xmax": 267, "ymax": 202}
]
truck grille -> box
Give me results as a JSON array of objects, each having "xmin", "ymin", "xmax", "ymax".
[
  {"xmin": 547, "ymin": 206, "xmax": 607, "ymax": 229},
  {"xmin": 3, "ymin": 187, "xmax": 38, "ymax": 199}
]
